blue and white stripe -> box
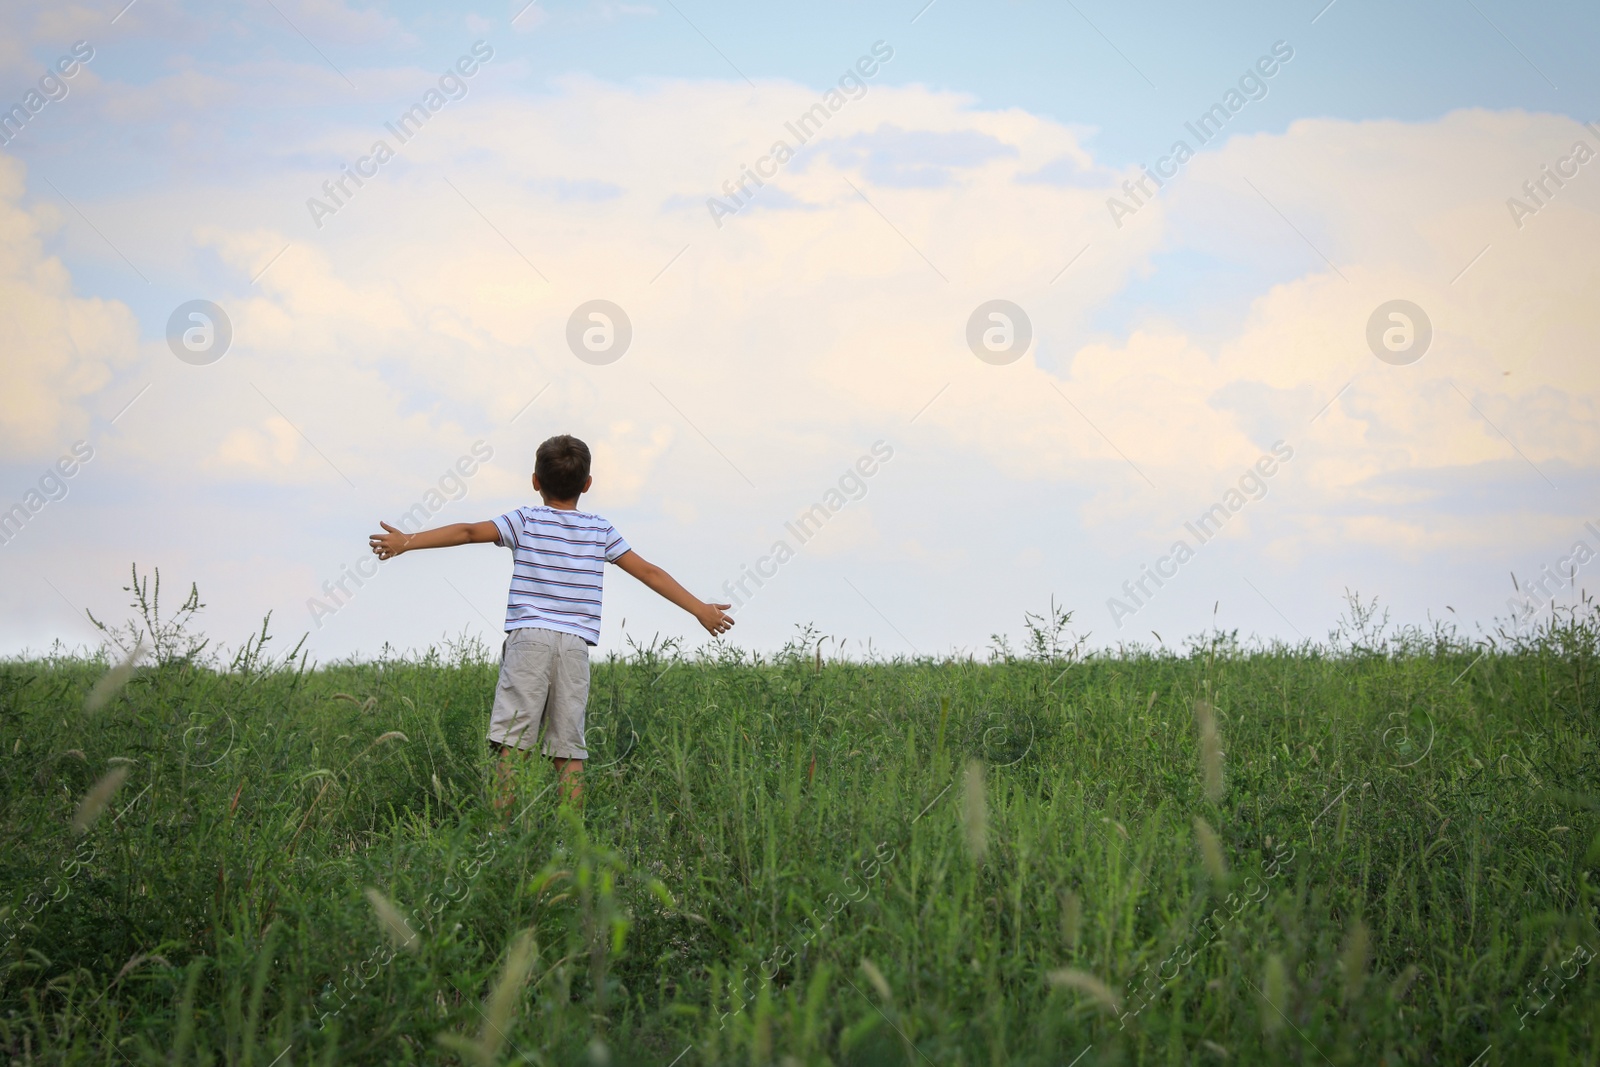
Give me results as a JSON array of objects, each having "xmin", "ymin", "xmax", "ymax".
[{"xmin": 491, "ymin": 506, "xmax": 630, "ymax": 645}]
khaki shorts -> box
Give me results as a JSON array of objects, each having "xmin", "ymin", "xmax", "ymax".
[{"xmin": 487, "ymin": 627, "xmax": 590, "ymax": 759}]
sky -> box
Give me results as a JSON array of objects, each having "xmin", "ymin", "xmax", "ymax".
[{"xmin": 1, "ymin": 0, "xmax": 1598, "ymax": 663}]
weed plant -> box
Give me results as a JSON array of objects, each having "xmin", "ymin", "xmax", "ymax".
[{"xmin": 1, "ymin": 570, "xmax": 1597, "ymax": 1064}]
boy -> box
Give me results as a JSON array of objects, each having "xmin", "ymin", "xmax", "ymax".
[{"xmin": 369, "ymin": 434, "xmax": 733, "ymax": 802}]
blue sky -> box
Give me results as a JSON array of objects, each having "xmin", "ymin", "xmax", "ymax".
[{"xmin": 2, "ymin": 0, "xmax": 1597, "ymax": 661}]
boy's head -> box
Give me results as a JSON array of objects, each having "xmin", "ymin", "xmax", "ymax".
[{"xmin": 533, "ymin": 434, "xmax": 592, "ymax": 502}]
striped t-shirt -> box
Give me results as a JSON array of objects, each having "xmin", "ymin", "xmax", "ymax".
[{"xmin": 490, "ymin": 506, "xmax": 631, "ymax": 645}]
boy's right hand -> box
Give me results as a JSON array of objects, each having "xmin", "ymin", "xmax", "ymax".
[
  {"xmin": 369, "ymin": 521, "xmax": 412, "ymax": 560},
  {"xmin": 697, "ymin": 602, "xmax": 735, "ymax": 636}
]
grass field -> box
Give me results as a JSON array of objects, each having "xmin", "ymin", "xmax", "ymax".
[{"xmin": 3, "ymin": 573, "xmax": 1599, "ymax": 1065}]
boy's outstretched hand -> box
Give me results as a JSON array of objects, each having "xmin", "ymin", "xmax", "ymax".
[
  {"xmin": 697, "ymin": 602, "xmax": 736, "ymax": 636},
  {"xmin": 369, "ymin": 519, "xmax": 500, "ymax": 559},
  {"xmin": 369, "ymin": 521, "xmax": 412, "ymax": 560}
]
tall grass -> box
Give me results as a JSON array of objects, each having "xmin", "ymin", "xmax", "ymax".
[{"xmin": 1, "ymin": 574, "xmax": 1597, "ymax": 1064}]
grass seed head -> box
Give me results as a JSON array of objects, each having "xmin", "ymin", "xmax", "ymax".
[
  {"xmin": 1194, "ymin": 700, "xmax": 1224, "ymax": 803},
  {"xmin": 482, "ymin": 929, "xmax": 538, "ymax": 1058},
  {"xmin": 1061, "ymin": 889, "xmax": 1082, "ymax": 950},
  {"xmin": 365, "ymin": 888, "xmax": 418, "ymax": 952},
  {"xmin": 73, "ymin": 764, "xmax": 130, "ymax": 833},
  {"xmin": 647, "ymin": 877, "xmax": 676, "ymax": 909},
  {"xmin": 441, "ymin": 929, "xmax": 539, "ymax": 1065},
  {"xmin": 84, "ymin": 640, "xmax": 145, "ymax": 714},
  {"xmin": 1341, "ymin": 916, "xmax": 1370, "ymax": 1004},
  {"xmin": 860, "ymin": 958, "xmax": 893, "ymax": 1002},
  {"xmin": 1389, "ymin": 964, "xmax": 1420, "ymax": 1003},
  {"xmin": 963, "ymin": 759, "xmax": 988, "ymax": 863},
  {"xmin": 1261, "ymin": 953, "xmax": 1290, "ymax": 1033},
  {"xmin": 1046, "ymin": 967, "xmax": 1121, "ymax": 1014},
  {"xmin": 1194, "ymin": 816, "xmax": 1227, "ymax": 885},
  {"xmin": 113, "ymin": 953, "xmax": 166, "ymax": 983}
]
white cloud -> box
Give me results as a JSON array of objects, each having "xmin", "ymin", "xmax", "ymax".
[
  {"xmin": 0, "ymin": 157, "xmax": 139, "ymax": 456},
  {"xmin": 591, "ymin": 421, "xmax": 675, "ymax": 504},
  {"xmin": 210, "ymin": 416, "xmax": 302, "ymax": 473},
  {"xmin": 6, "ymin": 55, "xmax": 1600, "ymax": 653}
]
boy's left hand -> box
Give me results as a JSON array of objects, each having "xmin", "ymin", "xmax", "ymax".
[{"xmin": 697, "ymin": 603, "xmax": 735, "ymax": 636}]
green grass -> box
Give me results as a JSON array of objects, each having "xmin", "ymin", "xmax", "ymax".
[{"xmin": 2, "ymin": 580, "xmax": 1599, "ymax": 1065}]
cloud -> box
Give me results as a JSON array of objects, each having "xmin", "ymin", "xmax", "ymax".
[
  {"xmin": 7, "ymin": 53, "xmax": 1600, "ymax": 652},
  {"xmin": 1017, "ymin": 149, "xmax": 1108, "ymax": 188},
  {"xmin": 591, "ymin": 421, "xmax": 675, "ymax": 504},
  {"xmin": 816, "ymin": 124, "xmax": 1018, "ymax": 188},
  {"xmin": 0, "ymin": 157, "xmax": 138, "ymax": 457},
  {"xmin": 98, "ymin": 67, "xmax": 237, "ymax": 124},
  {"xmin": 211, "ymin": 416, "xmax": 302, "ymax": 474},
  {"xmin": 537, "ymin": 177, "xmax": 624, "ymax": 202},
  {"xmin": 2, "ymin": 4, "xmax": 103, "ymax": 77},
  {"xmin": 58, "ymin": 86, "xmax": 1600, "ymax": 535}
]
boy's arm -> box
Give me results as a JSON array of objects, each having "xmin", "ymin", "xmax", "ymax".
[
  {"xmin": 369, "ymin": 520, "xmax": 501, "ymax": 559},
  {"xmin": 613, "ymin": 550, "xmax": 734, "ymax": 635}
]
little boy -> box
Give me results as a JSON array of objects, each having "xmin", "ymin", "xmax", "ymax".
[{"xmin": 369, "ymin": 434, "xmax": 733, "ymax": 801}]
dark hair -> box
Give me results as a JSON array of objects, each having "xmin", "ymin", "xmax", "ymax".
[{"xmin": 535, "ymin": 435, "xmax": 591, "ymax": 500}]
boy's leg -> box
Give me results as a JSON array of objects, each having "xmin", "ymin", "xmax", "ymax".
[
  {"xmin": 488, "ymin": 739, "xmax": 525, "ymax": 821},
  {"xmin": 552, "ymin": 756, "xmax": 585, "ymax": 803},
  {"xmin": 543, "ymin": 631, "xmax": 592, "ymax": 805},
  {"xmin": 486, "ymin": 629, "xmax": 555, "ymax": 817}
]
